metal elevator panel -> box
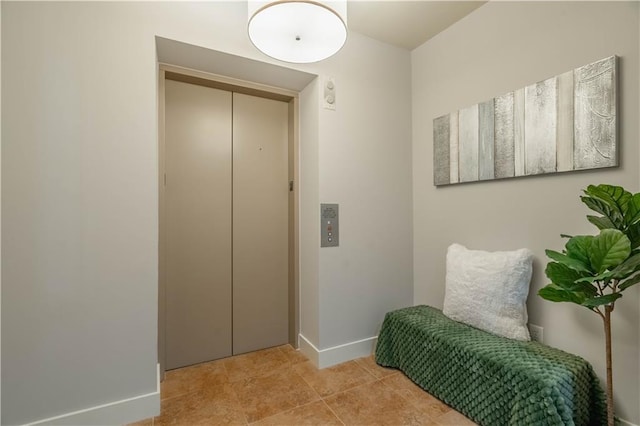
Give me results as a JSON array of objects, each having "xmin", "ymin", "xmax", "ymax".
[
  {"xmin": 321, "ymin": 204, "xmax": 339, "ymax": 247},
  {"xmin": 165, "ymin": 79, "xmax": 233, "ymax": 370},
  {"xmin": 164, "ymin": 80, "xmax": 290, "ymax": 370},
  {"xmin": 232, "ymin": 92, "xmax": 289, "ymax": 355}
]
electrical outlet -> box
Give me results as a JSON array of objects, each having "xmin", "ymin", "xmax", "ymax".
[{"xmin": 529, "ymin": 324, "xmax": 544, "ymax": 343}]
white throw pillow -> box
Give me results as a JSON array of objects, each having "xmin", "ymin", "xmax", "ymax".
[{"xmin": 442, "ymin": 243, "xmax": 533, "ymax": 341}]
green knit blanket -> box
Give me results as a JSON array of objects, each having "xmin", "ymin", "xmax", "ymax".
[{"xmin": 375, "ymin": 306, "xmax": 606, "ymax": 425}]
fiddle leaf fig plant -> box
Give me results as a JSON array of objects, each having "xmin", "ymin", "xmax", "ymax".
[{"xmin": 539, "ymin": 184, "xmax": 640, "ymax": 426}]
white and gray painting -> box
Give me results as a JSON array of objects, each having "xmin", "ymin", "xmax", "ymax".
[{"xmin": 433, "ymin": 56, "xmax": 617, "ymax": 186}]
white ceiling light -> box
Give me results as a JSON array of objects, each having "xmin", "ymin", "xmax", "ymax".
[{"xmin": 248, "ymin": 1, "xmax": 348, "ymax": 64}]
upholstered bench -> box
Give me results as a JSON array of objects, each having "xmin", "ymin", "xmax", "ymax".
[{"xmin": 375, "ymin": 305, "xmax": 607, "ymax": 426}]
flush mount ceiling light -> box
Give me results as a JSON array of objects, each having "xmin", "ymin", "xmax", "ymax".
[{"xmin": 248, "ymin": 1, "xmax": 347, "ymax": 64}]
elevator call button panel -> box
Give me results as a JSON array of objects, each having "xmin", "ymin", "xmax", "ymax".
[{"xmin": 321, "ymin": 204, "xmax": 339, "ymax": 248}]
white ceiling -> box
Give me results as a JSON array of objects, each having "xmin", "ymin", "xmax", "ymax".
[{"xmin": 347, "ymin": 1, "xmax": 486, "ymax": 50}]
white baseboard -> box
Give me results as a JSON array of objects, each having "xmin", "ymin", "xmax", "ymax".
[
  {"xmin": 298, "ymin": 334, "xmax": 320, "ymax": 366},
  {"xmin": 298, "ymin": 334, "xmax": 377, "ymax": 369},
  {"xmin": 618, "ymin": 418, "xmax": 638, "ymax": 426},
  {"xmin": 25, "ymin": 364, "xmax": 161, "ymax": 426}
]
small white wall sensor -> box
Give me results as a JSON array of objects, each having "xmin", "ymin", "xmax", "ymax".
[{"xmin": 323, "ymin": 76, "xmax": 336, "ymax": 110}]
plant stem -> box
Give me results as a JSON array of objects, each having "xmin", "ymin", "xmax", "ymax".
[{"xmin": 604, "ymin": 305, "xmax": 614, "ymax": 426}]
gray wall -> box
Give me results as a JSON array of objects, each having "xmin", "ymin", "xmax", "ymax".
[
  {"xmin": 412, "ymin": 2, "xmax": 640, "ymax": 423},
  {"xmin": 299, "ymin": 78, "xmax": 321, "ymax": 348},
  {"xmin": 0, "ymin": 1, "xmax": 3, "ymax": 421},
  {"xmin": 317, "ymin": 37, "xmax": 413, "ymax": 349},
  {"xmin": 1, "ymin": 2, "xmax": 413, "ymax": 424},
  {"xmin": 2, "ymin": 2, "xmax": 160, "ymax": 424}
]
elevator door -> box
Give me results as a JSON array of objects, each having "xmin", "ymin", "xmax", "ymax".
[
  {"xmin": 164, "ymin": 79, "xmax": 289, "ymax": 370},
  {"xmin": 165, "ymin": 80, "xmax": 233, "ymax": 369},
  {"xmin": 233, "ymin": 93, "xmax": 289, "ymax": 355}
]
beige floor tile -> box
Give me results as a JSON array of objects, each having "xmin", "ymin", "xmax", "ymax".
[
  {"xmin": 224, "ymin": 347, "xmax": 291, "ymax": 382},
  {"xmin": 277, "ymin": 344, "xmax": 310, "ymax": 365},
  {"xmin": 294, "ymin": 360, "xmax": 377, "ymax": 397},
  {"xmin": 381, "ymin": 373, "xmax": 452, "ymax": 418},
  {"xmin": 161, "ymin": 359, "xmax": 228, "ymax": 400},
  {"xmin": 151, "ymin": 348, "xmax": 474, "ymax": 426},
  {"xmin": 354, "ymin": 355, "xmax": 399, "ymax": 379},
  {"xmin": 435, "ymin": 410, "xmax": 478, "ymax": 426},
  {"xmin": 155, "ymin": 382, "xmax": 247, "ymax": 426},
  {"xmin": 251, "ymin": 400, "xmax": 343, "ymax": 426},
  {"xmin": 325, "ymin": 379, "xmax": 437, "ymax": 426},
  {"xmin": 231, "ymin": 367, "xmax": 320, "ymax": 423}
]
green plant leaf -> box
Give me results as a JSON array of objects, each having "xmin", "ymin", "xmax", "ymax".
[
  {"xmin": 541, "ymin": 184, "xmax": 640, "ymax": 311},
  {"xmin": 609, "ymin": 252, "xmax": 640, "ymax": 278},
  {"xmin": 580, "ymin": 185, "xmax": 631, "ymax": 229},
  {"xmin": 625, "ymin": 222, "xmax": 640, "ymax": 250},
  {"xmin": 624, "ymin": 193, "xmax": 640, "ymax": 226},
  {"xmin": 564, "ymin": 235, "xmax": 593, "ymax": 267},
  {"xmin": 539, "ymin": 284, "xmax": 587, "ymax": 305},
  {"xmin": 587, "ymin": 215, "xmax": 616, "ymax": 230},
  {"xmin": 619, "ymin": 273, "xmax": 640, "ymax": 291},
  {"xmin": 545, "ymin": 261, "xmax": 582, "ymax": 285},
  {"xmin": 585, "ymin": 184, "xmax": 631, "ymax": 218},
  {"xmin": 546, "ymin": 249, "xmax": 592, "ymax": 273},
  {"xmin": 589, "ymin": 229, "xmax": 631, "ymax": 274},
  {"xmin": 545, "ymin": 262, "xmax": 598, "ymax": 297},
  {"xmin": 581, "ymin": 195, "xmax": 612, "ymax": 217},
  {"xmin": 574, "ymin": 271, "xmax": 614, "ymax": 286},
  {"xmin": 581, "ymin": 292, "xmax": 622, "ymax": 308}
]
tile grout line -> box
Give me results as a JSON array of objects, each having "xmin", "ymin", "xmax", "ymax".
[
  {"xmin": 318, "ymin": 360, "xmax": 380, "ymax": 398},
  {"xmin": 148, "ymin": 348, "xmax": 473, "ymax": 426},
  {"xmin": 238, "ymin": 345, "xmax": 320, "ymax": 424},
  {"xmin": 321, "ymin": 378, "xmax": 392, "ymax": 426},
  {"xmin": 290, "ymin": 363, "xmax": 324, "ymax": 403},
  {"xmin": 222, "ymin": 358, "xmax": 253, "ymax": 426},
  {"xmin": 286, "ymin": 354, "xmax": 322, "ymax": 400},
  {"xmin": 247, "ymin": 399, "xmax": 328, "ymax": 425},
  {"xmin": 377, "ymin": 374, "xmax": 458, "ymax": 425},
  {"xmin": 278, "ymin": 347, "xmax": 322, "ymax": 422},
  {"xmin": 228, "ymin": 381, "xmax": 251, "ymax": 425},
  {"xmin": 351, "ymin": 359, "xmax": 380, "ymax": 382},
  {"xmin": 320, "ymin": 398, "xmax": 346, "ymax": 426},
  {"xmin": 293, "ymin": 359, "xmax": 382, "ymax": 404},
  {"xmin": 353, "ymin": 356, "xmax": 395, "ymax": 379},
  {"xmin": 284, "ymin": 356, "xmax": 381, "ymax": 424}
]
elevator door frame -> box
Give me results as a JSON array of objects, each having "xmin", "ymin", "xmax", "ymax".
[{"xmin": 157, "ymin": 64, "xmax": 300, "ymax": 378}]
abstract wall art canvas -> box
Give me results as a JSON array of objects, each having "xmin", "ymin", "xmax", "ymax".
[{"xmin": 433, "ymin": 56, "xmax": 617, "ymax": 186}]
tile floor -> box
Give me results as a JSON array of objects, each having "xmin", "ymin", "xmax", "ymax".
[{"xmin": 129, "ymin": 345, "xmax": 477, "ymax": 425}]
